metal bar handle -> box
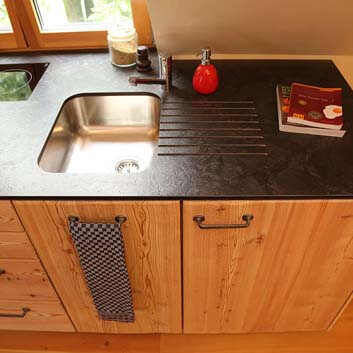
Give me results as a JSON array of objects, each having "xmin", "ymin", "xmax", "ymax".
[
  {"xmin": 115, "ymin": 216, "xmax": 127, "ymax": 225},
  {"xmin": 193, "ymin": 214, "xmax": 254, "ymax": 229},
  {"xmin": 0, "ymin": 307, "xmax": 30, "ymax": 318},
  {"xmin": 68, "ymin": 215, "xmax": 127, "ymax": 226}
]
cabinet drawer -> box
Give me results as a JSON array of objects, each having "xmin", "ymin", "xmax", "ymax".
[
  {"xmin": 0, "ymin": 300, "xmax": 74, "ymax": 332},
  {"xmin": 0, "ymin": 259, "xmax": 59, "ymax": 302},
  {"xmin": 0, "ymin": 201, "xmax": 23, "ymax": 232},
  {"xmin": 0, "ymin": 232, "xmax": 37, "ymax": 259}
]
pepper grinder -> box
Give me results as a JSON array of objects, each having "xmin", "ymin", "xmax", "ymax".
[
  {"xmin": 136, "ymin": 45, "xmax": 152, "ymax": 73},
  {"xmin": 192, "ymin": 48, "xmax": 219, "ymax": 95}
]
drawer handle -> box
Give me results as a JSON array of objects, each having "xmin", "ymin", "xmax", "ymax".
[
  {"xmin": 68, "ymin": 215, "xmax": 127, "ymax": 225},
  {"xmin": 0, "ymin": 268, "xmax": 5, "ymax": 275},
  {"xmin": 0, "ymin": 307, "xmax": 30, "ymax": 318},
  {"xmin": 193, "ymin": 214, "xmax": 254, "ymax": 229}
]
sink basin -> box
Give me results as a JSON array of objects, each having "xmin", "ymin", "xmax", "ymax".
[{"xmin": 38, "ymin": 93, "xmax": 160, "ymax": 173}]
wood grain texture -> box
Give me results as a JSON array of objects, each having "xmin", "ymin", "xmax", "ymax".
[
  {"xmin": 1, "ymin": 302, "xmax": 353, "ymax": 353},
  {"xmin": 0, "ymin": 259, "xmax": 60, "ymax": 302},
  {"xmin": 131, "ymin": 0, "xmax": 153, "ymax": 45},
  {"xmin": 0, "ymin": 332, "xmax": 159, "ymax": 353},
  {"xmin": 14, "ymin": 201, "xmax": 182, "ymax": 334},
  {"xmin": 161, "ymin": 302, "xmax": 353, "ymax": 353},
  {"xmin": 0, "ymin": 34, "xmax": 21, "ymax": 50},
  {"xmin": 3, "ymin": 0, "xmax": 27, "ymax": 49},
  {"xmin": 0, "ymin": 300, "xmax": 74, "ymax": 332},
  {"xmin": 0, "ymin": 201, "xmax": 23, "ymax": 232},
  {"xmin": 183, "ymin": 200, "xmax": 353, "ymax": 333},
  {"xmin": 0, "ymin": 232, "xmax": 37, "ymax": 259}
]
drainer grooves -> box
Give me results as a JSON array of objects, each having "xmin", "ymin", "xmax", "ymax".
[{"xmin": 158, "ymin": 100, "xmax": 268, "ymax": 156}]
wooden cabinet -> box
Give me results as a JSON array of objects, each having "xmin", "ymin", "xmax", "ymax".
[
  {"xmin": 0, "ymin": 201, "xmax": 74, "ymax": 332},
  {"xmin": 14, "ymin": 200, "xmax": 182, "ymax": 334},
  {"xmin": 0, "ymin": 259, "xmax": 62, "ymax": 302},
  {"xmin": 183, "ymin": 200, "xmax": 353, "ymax": 333},
  {"xmin": 0, "ymin": 200, "xmax": 23, "ymax": 232},
  {"xmin": 10, "ymin": 198, "xmax": 353, "ymax": 335}
]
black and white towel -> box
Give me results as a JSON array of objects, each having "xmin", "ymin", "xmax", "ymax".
[{"xmin": 68, "ymin": 218, "xmax": 135, "ymax": 323}]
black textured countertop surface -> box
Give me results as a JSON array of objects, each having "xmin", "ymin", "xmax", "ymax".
[{"xmin": 1, "ymin": 51, "xmax": 353, "ymax": 198}]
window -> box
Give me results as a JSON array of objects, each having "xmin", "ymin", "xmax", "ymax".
[
  {"xmin": 34, "ymin": 0, "xmax": 133, "ymax": 31},
  {"xmin": 0, "ymin": 0, "xmax": 26, "ymax": 49},
  {"xmin": 0, "ymin": 0, "xmax": 12, "ymax": 31},
  {"xmin": 0, "ymin": 0, "xmax": 152, "ymax": 51}
]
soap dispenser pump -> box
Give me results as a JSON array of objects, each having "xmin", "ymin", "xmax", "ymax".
[{"xmin": 192, "ymin": 48, "xmax": 219, "ymax": 95}]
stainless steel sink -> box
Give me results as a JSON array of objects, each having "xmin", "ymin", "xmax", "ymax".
[{"xmin": 38, "ymin": 93, "xmax": 160, "ymax": 173}]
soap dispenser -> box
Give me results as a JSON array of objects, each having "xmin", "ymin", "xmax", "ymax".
[{"xmin": 193, "ymin": 48, "xmax": 219, "ymax": 95}]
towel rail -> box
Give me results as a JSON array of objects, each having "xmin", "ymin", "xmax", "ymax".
[{"xmin": 68, "ymin": 215, "xmax": 127, "ymax": 225}]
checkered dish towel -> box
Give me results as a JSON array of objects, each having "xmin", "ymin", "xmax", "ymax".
[{"xmin": 68, "ymin": 218, "xmax": 135, "ymax": 323}]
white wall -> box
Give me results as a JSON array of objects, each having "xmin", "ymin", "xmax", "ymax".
[{"xmin": 146, "ymin": 0, "xmax": 353, "ymax": 56}]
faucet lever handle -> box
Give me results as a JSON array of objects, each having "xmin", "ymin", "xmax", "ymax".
[{"xmin": 128, "ymin": 77, "xmax": 138, "ymax": 86}]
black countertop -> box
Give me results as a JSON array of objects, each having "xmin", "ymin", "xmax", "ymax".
[{"xmin": 1, "ymin": 51, "xmax": 353, "ymax": 199}]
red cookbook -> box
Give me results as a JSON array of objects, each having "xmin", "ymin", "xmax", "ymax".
[{"xmin": 287, "ymin": 83, "xmax": 343, "ymax": 130}]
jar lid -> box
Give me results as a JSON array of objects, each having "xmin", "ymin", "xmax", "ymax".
[{"xmin": 108, "ymin": 23, "xmax": 136, "ymax": 41}]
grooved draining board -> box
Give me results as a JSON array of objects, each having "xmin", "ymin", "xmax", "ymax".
[{"xmin": 158, "ymin": 101, "xmax": 268, "ymax": 156}]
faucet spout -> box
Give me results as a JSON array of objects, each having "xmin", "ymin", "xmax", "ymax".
[
  {"xmin": 129, "ymin": 55, "xmax": 172, "ymax": 90},
  {"xmin": 128, "ymin": 77, "xmax": 166, "ymax": 86}
]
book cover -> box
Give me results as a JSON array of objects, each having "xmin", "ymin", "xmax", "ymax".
[
  {"xmin": 287, "ymin": 83, "xmax": 343, "ymax": 130},
  {"xmin": 276, "ymin": 84, "xmax": 346, "ymax": 138}
]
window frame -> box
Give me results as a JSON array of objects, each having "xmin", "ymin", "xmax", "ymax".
[
  {"xmin": 1, "ymin": 0, "xmax": 152, "ymax": 51},
  {"xmin": 0, "ymin": 0, "xmax": 27, "ymax": 50}
]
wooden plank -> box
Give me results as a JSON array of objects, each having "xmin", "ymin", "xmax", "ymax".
[
  {"xmin": 274, "ymin": 201, "xmax": 353, "ymax": 331},
  {"xmin": 0, "ymin": 201, "xmax": 23, "ymax": 232},
  {"xmin": 3, "ymin": 0, "xmax": 27, "ymax": 48},
  {"xmin": 0, "ymin": 232, "xmax": 37, "ymax": 259},
  {"xmin": 0, "ymin": 300, "xmax": 74, "ymax": 332},
  {"xmin": 0, "ymin": 33, "xmax": 20, "ymax": 50},
  {"xmin": 0, "ymin": 259, "xmax": 60, "ymax": 302},
  {"xmin": 10, "ymin": 0, "xmax": 40, "ymax": 49},
  {"xmin": 131, "ymin": 0, "xmax": 153, "ymax": 45},
  {"xmin": 160, "ymin": 299, "xmax": 353, "ymax": 353},
  {"xmin": 14, "ymin": 201, "xmax": 182, "ymax": 334},
  {"xmin": 183, "ymin": 200, "xmax": 353, "ymax": 333},
  {"xmin": 1, "ymin": 302, "xmax": 353, "ymax": 353},
  {"xmin": 0, "ymin": 332, "xmax": 159, "ymax": 353}
]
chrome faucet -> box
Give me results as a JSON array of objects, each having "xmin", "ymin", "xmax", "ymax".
[{"xmin": 129, "ymin": 55, "xmax": 172, "ymax": 90}]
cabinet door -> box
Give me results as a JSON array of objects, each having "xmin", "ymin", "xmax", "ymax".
[
  {"xmin": 0, "ymin": 200, "xmax": 74, "ymax": 332},
  {"xmin": 14, "ymin": 201, "xmax": 181, "ymax": 334},
  {"xmin": 183, "ymin": 200, "xmax": 353, "ymax": 333},
  {"xmin": 0, "ymin": 201, "xmax": 23, "ymax": 232}
]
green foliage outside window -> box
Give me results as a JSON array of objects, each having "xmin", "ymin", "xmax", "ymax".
[
  {"xmin": 36, "ymin": 0, "xmax": 132, "ymax": 26},
  {"xmin": 88, "ymin": 0, "xmax": 131, "ymax": 22},
  {"xmin": 0, "ymin": 0, "xmax": 11, "ymax": 30}
]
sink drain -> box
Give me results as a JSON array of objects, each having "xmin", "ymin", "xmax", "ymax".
[{"xmin": 116, "ymin": 160, "xmax": 140, "ymax": 174}]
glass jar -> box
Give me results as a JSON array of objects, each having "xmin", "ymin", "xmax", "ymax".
[{"xmin": 107, "ymin": 24, "xmax": 138, "ymax": 68}]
